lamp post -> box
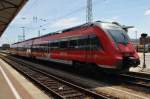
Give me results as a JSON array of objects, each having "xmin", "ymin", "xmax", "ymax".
[{"xmin": 141, "ymin": 33, "xmax": 147, "ymax": 68}]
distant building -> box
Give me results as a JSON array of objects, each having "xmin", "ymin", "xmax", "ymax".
[
  {"xmin": 139, "ymin": 36, "xmax": 150, "ymax": 52},
  {"xmin": 140, "ymin": 36, "xmax": 150, "ymax": 45}
]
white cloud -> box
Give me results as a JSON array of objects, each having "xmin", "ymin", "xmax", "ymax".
[
  {"xmin": 144, "ymin": 9, "xmax": 150, "ymax": 16},
  {"xmin": 50, "ymin": 17, "xmax": 82, "ymax": 29}
]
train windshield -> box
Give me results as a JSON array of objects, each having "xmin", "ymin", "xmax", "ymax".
[
  {"xmin": 106, "ymin": 29, "xmax": 129, "ymax": 45},
  {"xmin": 99, "ymin": 22, "xmax": 130, "ymax": 45}
]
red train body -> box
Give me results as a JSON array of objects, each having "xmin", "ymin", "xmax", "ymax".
[{"xmin": 10, "ymin": 21, "xmax": 140, "ymax": 71}]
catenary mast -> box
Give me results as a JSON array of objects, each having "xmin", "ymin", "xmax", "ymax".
[{"xmin": 86, "ymin": 0, "xmax": 93, "ymax": 23}]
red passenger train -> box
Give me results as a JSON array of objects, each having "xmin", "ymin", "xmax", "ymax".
[{"xmin": 10, "ymin": 21, "xmax": 140, "ymax": 72}]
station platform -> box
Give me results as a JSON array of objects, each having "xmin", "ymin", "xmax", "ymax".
[
  {"xmin": 130, "ymin": 53, "xmax": 150, "ymax": 74},
  {"xmin": 0, "ymin": 58, "xmax": 50, "ymax": 99}
]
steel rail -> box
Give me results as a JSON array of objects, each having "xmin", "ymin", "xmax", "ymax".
[{"xmin": 119, "ymin": 72, "xmax": 150, "ymax": 88}]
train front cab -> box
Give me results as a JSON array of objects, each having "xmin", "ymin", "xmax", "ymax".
[{"xmin": 95, "ymin": 22, "xmax": 140, "ymax": 71}]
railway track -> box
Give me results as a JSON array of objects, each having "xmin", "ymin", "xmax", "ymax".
[
  {"xmin": 123, "ymin": 72, "xmax": 150, "ymax": 79},
  {"xmin": 119, "ymin": 72, "xmax": 150, "ymax": 89},
  {"xmin": 0, "ymin": 54, "xmax": 113, "ymax": 99},
  {"xmin": 0, "ymin": 53, "xmax": 149, "ymax": 98}
]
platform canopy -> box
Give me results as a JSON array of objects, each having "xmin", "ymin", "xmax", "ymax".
[{"xmin": 0, "ymin": 0, "xmax": 28, "ymax": 37}]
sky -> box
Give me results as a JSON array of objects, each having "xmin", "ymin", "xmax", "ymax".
[{"xmin": 0, "ymin": 0, "xmax": 150, "ymax": 45}]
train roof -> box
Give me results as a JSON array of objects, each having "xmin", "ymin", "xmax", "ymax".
[
  {"xmin": 12, "ymin": 22, "xmax": 95, "ymax": 45},
  {"xmin": 12, "ymin": 21, "xmax": 129, "ymax": 45}
]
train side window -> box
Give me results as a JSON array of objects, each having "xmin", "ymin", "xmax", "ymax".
[
  {"xmin": 46, "ymin": 43, "xmax": 49, "ymax": 51},
  {"xmin": 51, "ymin": 42, "xmax": 55, "ymax": 50},
  {"xmin": 78, "ymin": 36, "xmax": 88, "ymax": 49},
  {"xmin": 31, "ymin": 45, "xmax": 34, "ymax": 51},
  {"xmin": 41, "ymin": 44, "xmax": 44, "ymax": 52},
  {"xmin": 60, "ymin": 40, "xmax": 68, "ymax": 49},
  {"xmin": 89, "ymin": 34, "xmax": 101, "ymax": 50},
  {"xmin": 32, "ymin": 45, "xmax": 39, "ymax": 52},
  {"xmin": 43, "ymin": 44, "xmax": 47, "ymax": 52},
  {"xmin": 50, "ymin": 40, "xmax": 59, "ymax": 50},
  {"xmin": 55, "ymin": 42, "xmax": 60, "ymax": 49},
  {"xmin": 35, "ymin": 45, "xmax": 38, "ymax": 52},
  {"xmin": 69, "ymin": 39, "xmax": 78, "ymax": 49},
  {"xmin": 44, "ymin": 43, "xmax": 49, "ymax": 52},
  {"xmin": 39, "ymin": 44, "xmax": 43, "ymax": 52},
  {"xmin": 49, "ymin": 42, "xmax": 52, "ymax": 50},
  {"xmin": 34, "ymin": 45, "xmax": 36, "ymax": 51}
]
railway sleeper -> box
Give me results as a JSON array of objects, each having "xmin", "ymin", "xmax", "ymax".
[
  {"xmin": 50, "ymin": 86, "xmax": 74, "ymax": 92},
  {"xmin": 43, "ymin": 82, "xmax": 60, "ymax": 85},
  {"xmin": 63, "ymin": 93, "xmax": 85, "ymax": 99},
  {"xmin": 49, "ymin": 86, "xmax": 66, "ymax": 90},
  {"xmin": 59, "ymin": 90, "xmax": 81, "ymax": 95},
  {"xmin": 36, "ymin": 78, "xmax": 51, "ymax": 81},
  {"xmin": 39, "ymin": 80, "xmax": 57, "ymax": 84},
  {"xmin": 56, "ymin": 86, "xmax": 74, "ymax": 91}
]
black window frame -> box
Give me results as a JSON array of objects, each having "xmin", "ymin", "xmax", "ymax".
[{"xmin": 47, "ymin": 33, "xmax": 102, "ymax": 51}]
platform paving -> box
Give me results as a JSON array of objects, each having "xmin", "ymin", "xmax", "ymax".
[
  {"xmin": 130, "ymin": 53, "xmax": 150, "ymax": 73},
  {"xmin": 0, "ymin": 58, "xmax": 50, "ymax": 99},
  {"xmin": 0, "ymin": 65, "xmax": 16, "ymax": 99}
]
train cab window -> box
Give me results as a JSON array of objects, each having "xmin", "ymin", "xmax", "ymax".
[{"xmin": 106, "ymin": 29, "xmax": 129, "ymax": 45}]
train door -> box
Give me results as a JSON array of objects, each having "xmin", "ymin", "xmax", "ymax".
[
  {"xmin": 86, "ymin": 34, "xmax": 95, "ymax": 63},
  {"xmin": 46, "ymin": 42, "xmax": 49, "ymax": 57},
  {"xmin": 44, "ymin": 41, "xmax": 50, "ymax": 59},
  {"xmin": 29, "ymin": 41, "xmax": 33, "ymax": 57},
  {"xmin": 46, "ymin": 41, "xmax": 50, "ymax": 59},
  {"xmin": 86, "ymin": 34, "xmax": 101, "ymax": 63}
]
